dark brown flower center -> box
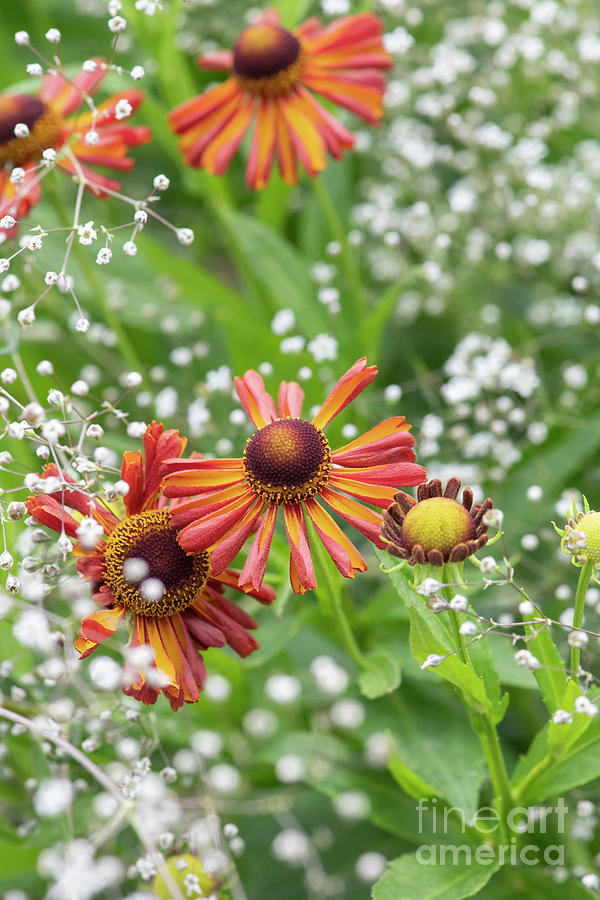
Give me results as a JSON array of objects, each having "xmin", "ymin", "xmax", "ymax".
[
  {"xmin": 103, "ymin": 509, "xmax": 209, "ymax": 616},
  {"xmin": 233, "ymin": 23, "xmax": 306, "ymax": 95},
  {"xmin": 0, "ymin": 94, "xmax": 62, "ymax": 167},
  {"xmin": 243, "ymin": 418, "xmax": 332, "ymax": 504},
  {"xmin": 127, "ymin": 530, "xmax": 196, "ymax": 590}
]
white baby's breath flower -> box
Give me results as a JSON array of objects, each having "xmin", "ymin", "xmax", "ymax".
[
  {"xmin": 10, "ymin": 167, "xmax": 26, "ymax": 185},
  {"xmin": 108, "ymin": 16, "xmax": 127, "ymax": 33},
  {"xmin": 96, "ymin": 248, "xmax": 112, "ymax": 265},
  {"xmin": 153, "ymin": 174, "xmax": 170, "ymax": 191},
  {"xmin": 114, "ymin": 98, "xmax": 133, "ymax": 120}
]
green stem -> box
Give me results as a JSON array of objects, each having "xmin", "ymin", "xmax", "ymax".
[
  {"xmin": 442, "ymin": 565, "xmax": 468, "ymax": 664},
  {"xmin": 311, "ymin": 176, "xmax": 364, "ymax": 327},
  {"xmin": 442, "ymin": 571, "xmax": 513, "ymax": 843},
  {"xmin": 331, "ymin": 588, "xmax": 368, "ymax": 669},
  {"xmin": 571, "ymin": 561, "xmax": 594, "ymax": 675},
  {"xmin": 311, "ymin": 532, "xmax": 368, "ymax": 668},
  {"xmin": 472, "ymin": 712, "xmax": 513, "ymax": 845}
]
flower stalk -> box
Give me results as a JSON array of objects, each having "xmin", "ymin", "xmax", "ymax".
[{"xmin": 571, "ymin": 560, "xmax": 594, "ymax": 676}]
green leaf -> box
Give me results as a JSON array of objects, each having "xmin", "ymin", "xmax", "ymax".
[
  {"xmin": 217, "ymin": 207, "xmax": 328, "ymax": 335},
  {"xmin": 243, "ymin": 607, "xmax": 317, "ymax": 669},
  {"xmin": 512, "ymin": 679, "xmax": 589, "ymax": 794},
  {"xmin": 373, "ymin": 853, "xmax": 499, "ymax": 900},
  {"xmin": 525, "ymin": 619, "xmax": 567, "ymax": 713},
  {"xmin": 408, "ymin": 607, "xmax": 491, "ymax": 713},
  {"xmin": 388, "ymin": 748, "xmax": 440, "ymax": 802},
  {"xmin": 357, "ymin": 651, "xmax": 401, "ymax": 699},
  {"xmin": 515, "ymin": 715, "xmax": 600, "ymax": 804},
  {"xmin": 486, "ymin": 867, "xmax": 595, "ymax": 899},
  {"xmin": 305, "ymin": 768, "xmax": 480, "ymax": 847},
  {"xmin": 387, "ymin": 690, "xmax": 486, "ymax": 826}
]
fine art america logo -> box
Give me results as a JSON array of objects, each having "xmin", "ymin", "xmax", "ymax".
[{"xmin": 416, "ymin": 798, "xmax": 567, "ymax": 866}]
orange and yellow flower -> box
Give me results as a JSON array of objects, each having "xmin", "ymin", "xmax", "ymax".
[
  {"xmin": 168, "ymin": 9, "xmax": 391, "ymax": 188},
  {"xmin": 26, "ymin": 423, "xmax": 274, "ymax": 711},
  {"xmin": 0, "ymin": 58, "xmax": 151, "ymax": 237},
  {"xmin": 162, "ymin": 359, "xmax": 426, "ymax": 594}
]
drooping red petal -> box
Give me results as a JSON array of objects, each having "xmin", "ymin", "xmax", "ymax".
[
  {"xmin": 320, "ymin": 485, "xmax": 385, "ymax": 548},
  {"xmin": 238, "ymin": 503, "xmax": 278, "ymax": 591},
  {"xmin": 74, "ymin": 606, "xmax": 126, "ymax": 659},
  {"xmin": 26, "ymin": 495, "xmax": 80, "ymax": 539},
  {"xmin": 283, "ymin": 503, "xmax": 316, "ymax": 593}
]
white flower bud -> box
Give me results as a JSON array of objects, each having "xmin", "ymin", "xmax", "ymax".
[
  {"xmin": 10, "ymin": 167, "xmax": 26, "ymax": 185},
  {"xmin": 42, "ymin": 148, "xmax": 56, "ymax": 163},
  {"xmin": 22, "ymin": 402, "xmax": 43, "ymax": 425},
  {"xmin": 7, "ymin": 501, "xmax": 27, "ymax": 520},
  {"xmin": 17, "ymin": 306, "xmax": 35, "ymax": 327},
  {"xmin": 1, "ymin": 367, "xmax": 17, "ymax": 385},
  {"xmin": 70, "ymin": 379, "xmax": 89, "ymax": 396},
  {"xmin": 15, "ymin": 31, "xmax": 30, "ymax": 45},
  {"xmin": 177, "ymin": 228, "xmax": 195, "ymax": 246},
  {"xmin": 459, "ymin": 621, "xmax": 478, "ymax": 636},
  {"xmin": 14, "ymin": 123, "xmax": 30, "ymax": 138},
  {"xmin": 133, "ymin": 209, "xmax": 148, "ymax": 225},
  {"xmin": 37, "ymin": 360, "xmax": 54, "ymax": 376},
  {"xmin": 420, "ymin": 653, "xmax": 444, "ymax": 669},
  {"xmin": 0, "ymin": 551, "xmax": 14, "ymax": 570},
  {"xmin": 518, "ymin": 600, "xmax": 535, "ymax": 617},
  {"xmin": 124, "ymin": 371, "xmax": 142, "ymax": 388},
  {"xmin": 0, "ymin": 216, "xmax": 16, "ymax": 230},
  {"xmin": 417, "ymin": 577, "xmax": 444, "ymax": 596},
  {"xmin": 47, "ymin": 389, "xmax": 64, "ymax": 406},
  {"xmin": 514, "ymin": 649, "xmax": 540, "ymax": 669},
  {"xmin": 56, "ymin": 534, "xmax": 72, "ymax": 556},
  {"xmin": 483, "ymin": 508, "xmax": 503, "ymax": 529},
  {"xmin": 153, "ymin": 174, "xmax": 170, "ymax": 191},
  {"xmin": 84, "ymin": 130, "xmax": 99, "ymax": 146},
  {"xmin": 552, "ymin": 709, "xmax": 572, "ymax": 725},
  {"xmin": 108, "ymin": 16, "xmax": 127, "ymax": 33},
  {"xmin": 575, "ymin": 696, "xmax": 598, "ymax": 717},
  {"xmin": 82, "ymin": 59, "xmax": 97, "ymax": 73},
  {"xmin": 123, "ymin": 241, "xmax": 137, "ymax": 256},
  {"xmin": 131, "ymin": 65, "xmax": 145, "ymax": 80},
  {"xmin": 45, "ymin": 28, "xmax": 61, "ymax": 43},
  {"xmin": 7, "ymin": 422, "xmax": 24, "ymax": 440},
  {"xmin": 449, "ymin": 594, "xmax": 468, "ymax": 612},
  {"xmin": 86, "ymin": 424, "xmax": 104, "ymax": 440},
  {"xmin": 6, "ymin": 574, "xmax": 20, "ymax": 594},
  {"xmin": 26, "ymin": 63, "xmax": 43, "ymax": 76},
  {"xmin": 75, "ymin": 317, "xmax": 90, "ymax": 333},
  {"xmin": 480, "ymin": 556, "xmax": 497, "ymax": 574},
  {"xmin": 568, "ymin": 630, "xmax": 589, "ymax": 648}
]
